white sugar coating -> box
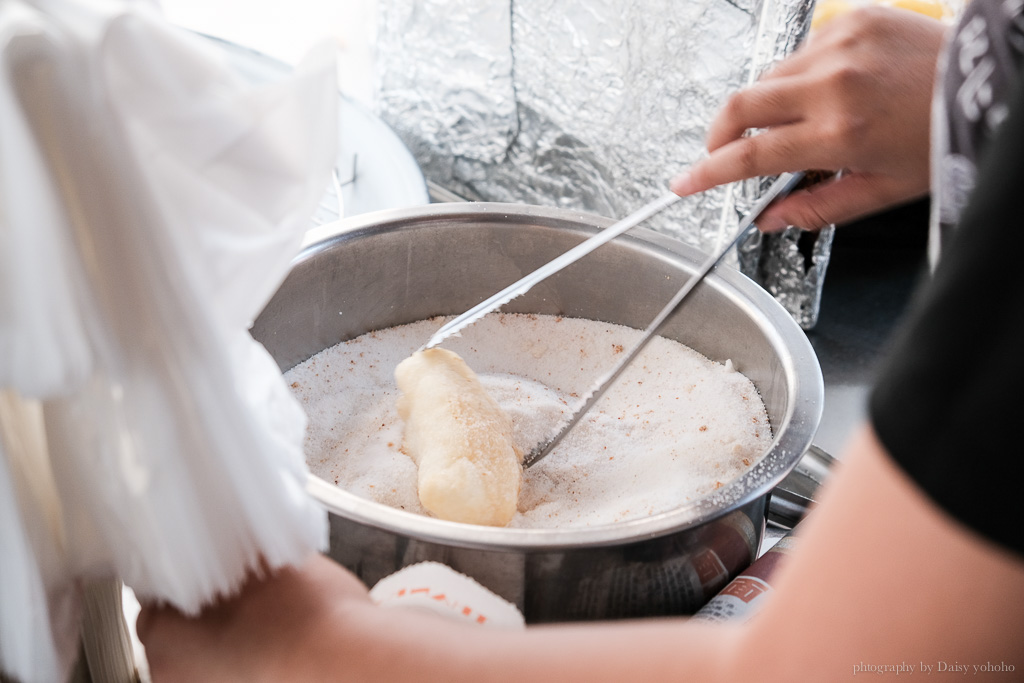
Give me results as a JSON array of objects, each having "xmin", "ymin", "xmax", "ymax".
[{"xmin": 285, "ymin": 313, "xmax": 772, "ymax": 528}]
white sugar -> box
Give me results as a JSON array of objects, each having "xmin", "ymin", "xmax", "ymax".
[{"xmin": 285, "ymin": 313, "xmax": 771, "ymax": 528}]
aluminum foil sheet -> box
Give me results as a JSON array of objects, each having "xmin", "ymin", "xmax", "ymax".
[{"xmin": 375, "ymin": 0, "xmax": 829, "ymax": 328}]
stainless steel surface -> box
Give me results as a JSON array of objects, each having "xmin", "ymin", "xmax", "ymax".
[
  {"xmin": 422, "ymin": 193, "xmax": 680, "ymax": 351},
  {"xmin": 523, "ymin": 172, "xmax": 806, "ymax": 468},
  {"xmin": 251, "ymin": 202, "xmax": 824, "ymax": 621}
]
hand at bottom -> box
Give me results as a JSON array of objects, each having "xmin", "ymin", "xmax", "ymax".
[{"xmin": 136, "ymin": 553, "xmax": 372, "ymax": 683}]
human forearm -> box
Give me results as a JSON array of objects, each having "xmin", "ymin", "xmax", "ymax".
[
  {"xmin": 290, "ymin": 583, "xmax": 740, "ymax": 683},
  {"xmin": 734, "ymin": 425, "xmax": 1024, "ymax": 677},
  {"xmin": 141, "ymin": 424, "xmax": 1024, "ymax": 682}
]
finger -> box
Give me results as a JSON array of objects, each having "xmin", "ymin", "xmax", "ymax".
[
  {"xmin": 134, "ymin": 602, "xmax": 160, "ymax": 643},
  {"xmin": 304, "ymin": 554, "xmax": 374, "ymax": 602},
  {"xmin": 672, "ymin": 125, "xmax": 830, "ymax": 196},
  {"xmin": 135, "ymin": 604, "xmax": 198, "ymax": 680},
  {"xmin": 706, "ymin": 78, "xmax": 806, "ymax": 152},
  {"xmin": 135, "ymin": 602, "xmax": 187, "ymax": 646},
  {"xmin": 755, "ymin": 48, "xmax": 824, "ymax": 89},
  {"xmin": 755, "ymin": 172, "xmax": 926, "ymax": 230}
]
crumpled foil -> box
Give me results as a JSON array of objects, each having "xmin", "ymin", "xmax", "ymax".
[{"xmin": 375, "ymin": 0, "xmax": 829, "ymax": 329}]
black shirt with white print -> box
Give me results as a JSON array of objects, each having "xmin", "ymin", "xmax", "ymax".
[{"xmin": 929, "ymin": 0, "xmax": 1023, "ymax": 265}]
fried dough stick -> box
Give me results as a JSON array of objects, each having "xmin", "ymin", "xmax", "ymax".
[{"xmin": 395, "ymin": 349, "xmax": 522, "ymax": 526}]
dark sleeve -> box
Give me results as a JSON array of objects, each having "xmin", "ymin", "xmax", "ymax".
[{"xmin": 868, "ymin": 75, "xmax": 1024, "ymax": 559}]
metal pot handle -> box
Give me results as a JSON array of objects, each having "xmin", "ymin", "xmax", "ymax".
[{"xmin": 767, "ymin": 444, "xmax": 836, "ymax": 529}]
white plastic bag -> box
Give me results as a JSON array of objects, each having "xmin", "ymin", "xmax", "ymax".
[
  {"xmin": 0, "ymin": 1, "xmax": 337, "ymax": 680},
  {"xmin": 0, "ymin": 393, "xmax": 80, "ymax": 683}
]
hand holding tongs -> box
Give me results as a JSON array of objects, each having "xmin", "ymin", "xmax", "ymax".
[{"xmin": 423, "ymin": 172, "xmax": 806, "ymax": 467}]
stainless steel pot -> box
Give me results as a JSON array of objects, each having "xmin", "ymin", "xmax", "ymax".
[{"xmin": 251, "ymin": 202, "xmax": 823, "ymax": 622}]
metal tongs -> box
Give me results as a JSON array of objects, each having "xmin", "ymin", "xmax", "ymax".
[{"xmin": 423, "ymin": 172, "xmax": 806, "ymax": 468}]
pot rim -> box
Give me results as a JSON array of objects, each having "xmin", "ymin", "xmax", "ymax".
[{"xmin": 294, "ymin": 202, "xmax": 824, "ymax": 551}]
